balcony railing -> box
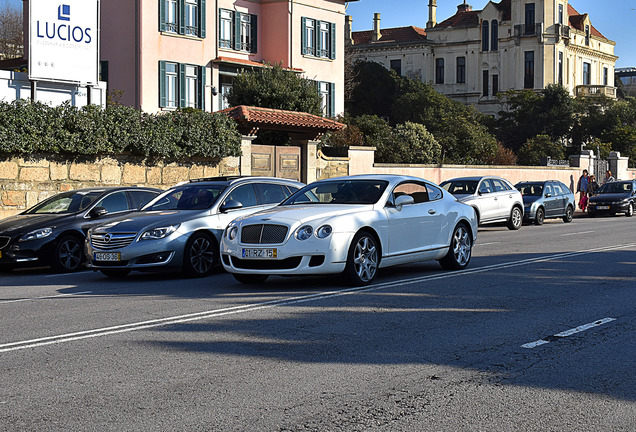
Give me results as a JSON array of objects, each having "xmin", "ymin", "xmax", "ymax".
[
  {"xmin": 576, "ymin": 85, "xmax": 617, "ymax": 98},
  {"xmin": 514, "ymin": 23, "xmax": 542, "ymax": 37}
]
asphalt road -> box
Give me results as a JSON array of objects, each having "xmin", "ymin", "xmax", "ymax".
[{"xmin": 1, "ymin": 213, "xmax": 635, "ymax": 431}]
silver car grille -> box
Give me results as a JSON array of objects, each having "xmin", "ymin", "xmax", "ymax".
[
  {"xmin": 91, "ymin": 233, "xmax": 137, "ymax": 250},
  {"xmin": 0, "ymin": 236, "xmax": 10, "ymax": 249},
  {"xmin": 241, "ymin": 224, "xmax": 289, "ymax": 244}
]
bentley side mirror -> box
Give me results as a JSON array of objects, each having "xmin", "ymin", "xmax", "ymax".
[{"xmin": 394, "ymin": 195, "xmax": 415, "ymax": 210}]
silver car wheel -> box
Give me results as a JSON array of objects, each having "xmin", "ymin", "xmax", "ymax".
[
  {"xmin": 189, "ymin": 236, "xmax": 215, "ymax": 274},
  {"xmin": 508, "ymin": 207, "xmax": 523, "ymax": 230},
  {"xmin": 353, "ymin": 236, "xmax": 378, "ymax": 283},
  {"xmin": 452, "ymin": 226, "xmax": 471, "ymax": 266}
]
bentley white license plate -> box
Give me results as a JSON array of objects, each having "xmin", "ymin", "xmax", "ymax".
[
  {"xmin": 242, "ymin": 248, "xmax": 277, "ymax": 259},
  {"xmin": 94, "ymin": 252, "xmax": 121, "ymax": 262},
  {"xmin": 597, "ymin": 206, "xmax": 610, "ymax": 210}
]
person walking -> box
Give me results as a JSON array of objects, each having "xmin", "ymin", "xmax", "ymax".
[
  {"xmin": 603, "ymin": 170, "xmax": 615, "ymax": 184},
  {"xmin": 586, "ymin": 175, "xmax": 599, "ymax": 199},
  {"xmin": 577, "ymin": 170, "xmax": 589, "ymax": 210}
]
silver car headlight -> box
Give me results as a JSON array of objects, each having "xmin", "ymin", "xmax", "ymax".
[
  {"xmin": 315, "ymin": 225, "xmax": 332, "ymax": 239},
  {"xmin": 140, "ymin": 224, "xmax": 180, "ymax": 240},
  {"xmin": 19, "ymin": 227, "xmax": 53, "ymax": 242},
  {"xmin": 295, "ymin": 225, "xmax": 313, "ymax": 241}
]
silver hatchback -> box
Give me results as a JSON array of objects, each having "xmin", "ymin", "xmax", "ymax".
[{"xmin": 86, "ymin": 176, "xmax": 303, "ymax": 277}]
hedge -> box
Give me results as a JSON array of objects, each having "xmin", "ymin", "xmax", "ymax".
[{"xmin": 0, "ymin": 100, "xmax": 242, "ymax": 161}]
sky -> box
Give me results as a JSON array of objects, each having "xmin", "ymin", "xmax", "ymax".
[
  {"xmin": 2, "ymin": 0, "xmax": 634, "ymax": 67},
  {"xmin": 346, "ymin": 0, "xmax": 636, "ymax": 68}
]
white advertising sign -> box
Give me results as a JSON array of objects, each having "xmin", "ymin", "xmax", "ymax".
[{"xmin": 29, "ymin": 0, "xmax": 100, "ymax": 84}]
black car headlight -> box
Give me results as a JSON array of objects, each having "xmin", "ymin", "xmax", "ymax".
[{"xmin": 19, "ymin": 227, "xmax": 53, "ymax": 242}]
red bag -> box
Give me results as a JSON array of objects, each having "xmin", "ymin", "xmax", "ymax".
[{"xmin": 579, "ymin": 195, "xmax": 588, "ymax": 211}]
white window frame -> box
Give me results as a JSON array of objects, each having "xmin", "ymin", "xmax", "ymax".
[{"xmin": 165, "ymin": 62, "xmax": 178, "ymax": 109}]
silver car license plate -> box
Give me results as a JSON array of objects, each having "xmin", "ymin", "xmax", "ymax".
[
  {"xmin": 242, "ymin": 248, "xmax": 277, "ymax": 259},
  {"xmin": 94, "ymin": 252, "xmax": 121, "ymax": 261}
]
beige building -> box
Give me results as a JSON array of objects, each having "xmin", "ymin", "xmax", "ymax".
[{"xmin": 348, "ymin": 0, "xmax": 617, "ymax": 116}]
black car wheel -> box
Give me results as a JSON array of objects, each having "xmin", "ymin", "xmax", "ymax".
[
  {"xmin": 232, "ymin": 274, "xmax": 269, "ymax": 284},
  {"xmin": 626, "ymin": 203, "xmax": 634, "ymax": 217},
  {"xmin": 440, "ymin": 223, "xmax": 472, "ymax": 270},
  {"xmin": 100, "ymin": 269, "xmax": 131, "ymax": 278},
  {"xmin": 507, "ymin": 207, "xmax": 523, "ymax": 230},
  {"xmin": 534, "ymin": 207, "xmax": 545, "ymax": 226},
  {"xmin": 182, "ymin": 232, "xmax": 217, "ymax": 277},
  {"xmin": 563, "ymin": 205, "xmax": 573, "ymax": 223},
  {"xmin": 343, "ymin": 231, "xmax": 379, "ymax": 286},
  {"xmin": 52, "ymin": 235, "xmax": 84, "ymax": 273}
]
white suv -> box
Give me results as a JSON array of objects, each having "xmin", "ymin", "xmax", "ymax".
[{"xmin": 440, "ymin": 176, "xmax": 524, "ymax": 230}]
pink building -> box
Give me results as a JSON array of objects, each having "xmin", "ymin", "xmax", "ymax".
[{"xmin": 95, "ymin": 0, "xmax": 351, "ymax": 115}]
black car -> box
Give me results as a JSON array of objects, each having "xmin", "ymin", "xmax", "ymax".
[
  {"xmin": 587, "ymin": 180, "xmax": 636, "ymax": 217},
  {"xmin": 0, "ymin": 187, "xmax": 161, "ymax": 272}
]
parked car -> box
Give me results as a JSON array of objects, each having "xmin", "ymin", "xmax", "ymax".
[
  {"xmin": 514, "ymin": 180, "xmax": 575, "ymax": 225},
  {"xmin": 0, "ymin": 187, "xmax": 161, "ymax": 272},
  {"xmin": 86, "ymin": 176, "xmax": 303, "ymax": 278},
  {"xmin": 221, "ymin": 175, "xmax": 478, "ymax": 286},
  {"xmin": 587, "ymin": 180, "xmax": 636, "ymax": 217},
  {"xmin": 439, "ymin": 176, "xmax": 524, "ymax": 230}
]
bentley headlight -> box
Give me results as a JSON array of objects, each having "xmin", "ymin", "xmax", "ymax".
[
  {"xmin": 295, "ymin": 225, "xmax": 313, "ymax": 241},
  {"xmin": 227, "ymin": 226, "xmax": 238, "ymax": 241},
  {"xmin": 19, "ymin": 227, "xmax": 53, "ymax": 242},
  {"xmin": 140, "ymin": 224, "xmax": 180, "ymax": 240},
  {"xmin": 315, "ymin": 225, "xmax": 332, "ymax": 239}
]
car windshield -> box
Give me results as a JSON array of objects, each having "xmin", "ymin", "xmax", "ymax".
[
  {"xmin": 440, "ymin": 180, "xmax": 478, "ymax": 195},
  {"xmin": 516, "ymin": 183, "xmax": 543, "ymax": 196},
  {"xmin": 143, "ymin": 185, "xmax": 225, "ymax": 211},
  {"xmin": 597, "ymin": 182, "xmax": 632, "ymax": 194},
  {"xmin": 24, "ymin": 190, "xmax": 104, "ymax": 214},
  {"xmin": 282, "ymin": 180, "xmax": 389, "ymax": 205}
]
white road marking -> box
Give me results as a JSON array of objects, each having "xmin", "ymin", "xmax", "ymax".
[
  {"xmin": 1, "ymin": 243, "xmax": 635, "ymax": 354},
  {"xmin": 476, "ymin": 242, "xmax": 498, "ymax": 246},
  {"xmin": 0, "ymin": 291, "xmax": 92, "ymax": 305},
  {"xmin": 521, "ymin": 317, "xmax": 617, "ymax": 349},
  {"xmin": 560, "ymin": 231, "xmax": 595, "ymax": 237}
]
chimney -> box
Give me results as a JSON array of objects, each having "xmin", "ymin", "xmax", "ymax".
[
  {"xmin": 427, "ymin": 0, "xmax": 437, "ymax": 29},
  {"xmin": 345, "ymin": 15, "xmax": 353, "ymax": 45},
  {"xmin": 372, "ymin": 13, "xmax": 381, "ymax": 42},
  {"xmin": 457, "ymin": 1, "xmax": 472, "ymax": 13}
]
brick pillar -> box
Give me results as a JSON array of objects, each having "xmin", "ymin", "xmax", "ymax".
[{"xmin": 240, "ymin": 135, "xmax": 256, "ymax": 176}]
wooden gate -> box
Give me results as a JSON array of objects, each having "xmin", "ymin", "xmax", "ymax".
[{"xmin": 251, "ymin": 145, "xmax": 301, "ymax": 181}]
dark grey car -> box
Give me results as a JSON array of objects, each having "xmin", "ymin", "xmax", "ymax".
[{"xmin": 515, "ymin": 180, "xmax": 576, "ymax": 225}]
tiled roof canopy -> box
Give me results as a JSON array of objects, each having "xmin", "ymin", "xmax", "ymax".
[
  {"xmin": 568, "ymin": 4, "xmax": 605, "ymax": 39},
  {"xmin": 352, "ymin": 26, "xmax": 427, "ymax": 45},
  {"xmin": 220, "ymin": 105, "xmax": 344, "ymax": 139}
]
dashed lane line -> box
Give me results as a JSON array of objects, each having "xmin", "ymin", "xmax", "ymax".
[{"xmin": 521, "ymin": 318, "xmax": 617, "ymax": 348}]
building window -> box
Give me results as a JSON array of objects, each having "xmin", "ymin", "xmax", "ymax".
[
  {"xmin": 524, "ymin": 51, "xmax": 534, "ymax": 89},
  {"xmin": 603, "ymin": 67, "xmax": 609, "ymax": 86},
  {"xmin": 491, "ymin": 20, "xmax": 498, "ymax": 51},
  {"xmin": 558, "ymin": 52, "xmax": 563, "ymax": 85},
  {"xmin": 525, "ymin": 3, "xmax": 535, "ymax": 35},
  {"xmin": 159, "ymin": 61, "xmax": 206, "ymax": 110},
  {"xmin": 220, "ymin": 75, "xmax": 233, "ymax": 110},
  {"xmin": 435, "ymin": 58, "xmax": 444, "ymax": 84},
  {"xmin": 482, "ymin": 70, "xmax": 489, "ymax": 97},
  {"xmin": 302, "ymin": 17, "xmax": 336, "ymax": 59},
  {"xmin": 492, "ymin": 74, "xmax": 499, "ymax": 96},
  {"xmin": 218, "ymin": 9, "xmax": 257, "ymax": 53},
  {"xmin": 390, "ymin": 59, "xmax": 402, "ymax": 76},
  {"xmin": 583, "ymin": 62, "xmax": 591, "ymax": 85},
  {"xmin": 160, "ymin": 0, "xmax": 206, "ymax": 38},
  {"xmin": 558, "ymin": 4, "xmax": 563, "ymax": 25},
  {"xmin": 317, "ymin": 81, "xmax": 335, "ymax": 117},
  {"xmin": 456, "ymin": 57, "xmax": 466, "ymax": 84},
  {"xmin": 482, "ymin": 20, "xmax": 489, "ymax": 52},
  {"xmin": 585, "ymin": 24, "xmax": 590, "ymax": 46}
]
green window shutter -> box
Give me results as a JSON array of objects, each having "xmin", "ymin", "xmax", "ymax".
[
  {"xmin": 178, "ymin": 0, "xmax": 186, "ymax": 35},
  {"xmin": 329, "ymin": 22, "xmax": 336, "ymax": 60},
  {"xmin": 301, "ymin": 17, "xmax": 307, "ymax": 55},
  {"xmin": 199, "ymin": 0, "xmax": 206, "ymax": 38},
  {"xmin": 159, "ymin": 61, "xmax": 167, "ymax": 107},
  {"xmin": 159, "ymin": 0, "xmax": 166, "ymax": 32},
  {"xmin": 198, "ymin": 66, "xmax": 206, "ymax": 110},
  {"xmin": 234, "ymin": 13, "xmax": 242, "ymax": 50},
  {"xmin": 250, "ymin": 14, "xmax": 257, "ymax": 53},
  {"xmin": 329, "ymin": 82, "xmax": 335, "ymax": 117},
  {"xmin": 316, "ymin": 20, "xmax": 322, "ymax": 55},
  {"xmin": 179, "ymin": 63, "xmax": 186, "ymax": 108}
]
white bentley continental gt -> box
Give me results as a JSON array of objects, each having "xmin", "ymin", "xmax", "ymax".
[{"xmin": 221, "ymin": 175, "xmax": 478, "ymax": 286}]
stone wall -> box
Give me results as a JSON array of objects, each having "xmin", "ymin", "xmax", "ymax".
[{"xmin": 0, "ymin": 155, "xmax": 241, "ymax": 219}]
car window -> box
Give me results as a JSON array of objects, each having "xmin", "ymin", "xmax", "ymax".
[
  {"xmin": 393, "ymin": 182, "xmax": 430, "ymax": 204},
  {"xmin": 491, "ymin": 179, "xmax": 509, "ymax": 192},
  {"xmin": 440, "ymin": 180, "xmax": 477, "ymax": 195},
  {"xmin": 224, "ymin": 184, "xmax": 258, "ymax": 208},
  {"xmin": 144, "ymin": 185, "xmax": 225, "ymax": 211},
  {"xmin": 427, "ymin": 184, "xmax": 443, "ymax": 201},
  {"xmin": 94, "ymin": 191, "xmax": 130, "ymax": 213},
  {"xmin": 516, "ymin": 184, "xmax": 543, "ymax": 196},
  {"xmin": 558, "ymin": 182, "xmax": 572, "ymax": 194},
  {"xmin": 255, "ymin": 183, "xmax": 288, "ymax": 205},
  {"xmin": 283, "ymin": 180, "xmax": 388, "ymax": 205},
  {"xmin": 552, "ymin": 183, "xmax": 564, "ymax": 196},
  {"xmin": 478, "ymin": 180, "xmax": 494, "ymax": 194},
  {"xmin": 544, "ymin": 184, "xmax": 553, "ymax": 196},
  {"xmin": 284, "ymin": 185, "xmax": 299, "ymax": 196},
  {"xmin": 25, "ymin": 191, "xmax": 103, "ymax": 214},
  {"xmin": 128, "ymin": 190, "xmax": 159, "ymax": 209}
]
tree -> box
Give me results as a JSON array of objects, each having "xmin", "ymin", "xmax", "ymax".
[
  {"xmin": 0, "ymin": 1, "xmax": 23, "ymax": 60},
  {"xmin": 346, "ymin": 60, "xmax": 399, "ymax": 118},
  {"xmin": 377, "ymin": 122, "xmax": 441, "ymax": 164},
  {"xmin": 226, "ymin": 63, "xmax": 322, "ymax": 116},
  {"xmin": 517, "ymin": 135, "xmax": 566, "ymax": 166}
]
